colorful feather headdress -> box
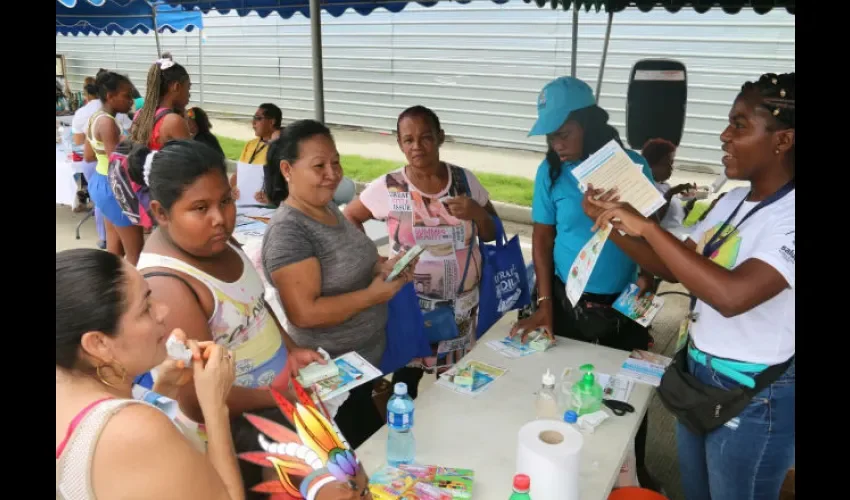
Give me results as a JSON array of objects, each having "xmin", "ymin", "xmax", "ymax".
[{"xmin": 238, "ymin": 380, "xmax": 365, "ymax": 500}]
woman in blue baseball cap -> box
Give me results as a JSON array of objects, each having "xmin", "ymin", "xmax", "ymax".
[{"xmin": 512, "ymin": 76, "xmax": 660, "ymax": 491}]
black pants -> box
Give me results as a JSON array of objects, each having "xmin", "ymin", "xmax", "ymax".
[
  {"xmin": 552, "ymin": 275, "xmax": 651, "ymax": 469},
  {"xmin": 392, "ymin": 367, "xmax": 427, "ymax": 400},
  {"xmin": 333, "ymin": 382, "xmax": 384, "ymax": 450}
]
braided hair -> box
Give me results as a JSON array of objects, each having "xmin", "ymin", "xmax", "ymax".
[
  {"xmin": 741, "ymin": 72, "xmax": 795, "ymax": 130},
  {"xmin": 740, "ymin": 72, "xmax": 795, "ymax": 167},
  {"xmin": 130, "ymin": 59, "xmax": 189, "ymax": 146}
]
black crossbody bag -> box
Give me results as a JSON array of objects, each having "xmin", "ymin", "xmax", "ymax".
[{"xmin": 656, "ymin": 180, "xmax": 795, "ymax": 436}]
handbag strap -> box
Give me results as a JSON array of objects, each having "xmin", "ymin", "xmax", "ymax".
[{"xmin": 451, "ymin": 165, "xmax": 475, "ymax": 296}]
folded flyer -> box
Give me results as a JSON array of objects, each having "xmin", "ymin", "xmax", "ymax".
[
  {"xmin": 612, "ymin": 284, "xmax": 665, "ymax": 327},
  {"xmin": 486, "ymin": 336, "xmax": 536, "ymax": 358},
  {"xmin": 618, "ymin": 350, "xmax": 672, "ymax": 387},
  {"xmin": 570, "ymin": 139, "xmax": 666, "ymax": 218},
  {"xmin": 312, "ymin": 351, "xmax": 382, "ymax": 401},
  {"xmin": 436, "ymin": 360, "xmax": 507, "ymax": 396}
]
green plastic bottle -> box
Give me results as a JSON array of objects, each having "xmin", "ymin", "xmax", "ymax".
[
  {"xmin": 570, "ymin": 363, "xmax": 603, "ymax": 416},
  {"xmin": 509, "ymin": 474, "xmax": 532, "ymax": 499}
]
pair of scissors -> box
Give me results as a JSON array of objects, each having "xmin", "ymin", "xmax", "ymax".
[{"xmin": 603, "ymin": 399, "xmax": 635, "ymax": 416}]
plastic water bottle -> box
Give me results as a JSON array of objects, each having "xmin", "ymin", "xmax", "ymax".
[
  {"xmin": 509, "ymin": 474, "xmax": 532, "ymax": 499},
  {"xmin": 387, "ymin": 382, "xmax": 415, "ymax": 467}
]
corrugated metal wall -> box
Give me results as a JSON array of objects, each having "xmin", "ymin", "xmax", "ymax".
[{"xmin": 56, "ymin": 0, "xmax": 794, "ymax": 170}]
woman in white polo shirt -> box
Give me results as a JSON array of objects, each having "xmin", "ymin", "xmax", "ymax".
[{"xmin": 583, "ymin": 72, "xmax": 794, "ymax": 500}]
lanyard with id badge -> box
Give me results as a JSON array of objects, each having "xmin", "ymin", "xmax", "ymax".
[{"xmin": 676, "ymin": 179, "xmax": 796, "ymax": 353}]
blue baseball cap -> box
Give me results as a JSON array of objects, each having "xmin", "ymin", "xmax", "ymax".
[{"xmin": 528, "ymin": 76, "xmax": 596, "ymax": 137}]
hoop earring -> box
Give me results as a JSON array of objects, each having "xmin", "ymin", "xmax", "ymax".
[{"xmin": 96, "ymin": 362, "xmax": 128, "ymax": 389}]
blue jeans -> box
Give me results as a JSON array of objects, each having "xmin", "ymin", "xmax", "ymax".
[{"xmin": 677, "ymin": 356, "xmax": 795, "ymax": 500}]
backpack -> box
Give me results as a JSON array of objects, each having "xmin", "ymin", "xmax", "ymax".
[{"xmin": 106, "ymin": 108, "xmax": 175, "ymax": 229}]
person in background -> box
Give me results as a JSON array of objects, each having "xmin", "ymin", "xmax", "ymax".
[
  {"xmin": 56, "ymin": 248, "xmax": 244, "ymax": 500},
  {"xmin": 84, "ymin": 71, "xmax": 145, "ymax": 265},
  {"xmin": 642, "ymin": 138, "xmax": 696, "ymax": 235},
  {"xmin": 130, "ymin": 58, "xmax": 192, "ymax": 151},
  {"xmin": 230, "ymin": 103, "xmax": 283, "ymax": 204},
  {"xmin": 344, "ymin": 105, "xmax": 498, "ymax": 399},
  {"xmin": 187, "ymin": 107, "xmax": 225, "ymax": 158},
  {"xmin": 583, "ymin": 72, "xmax": 795, "ymax": 500},
  {"xmin": 261, "ymin": 120, "xmax": 415, "ymax": 449},
  {"xmin": 71, "ymin": 82, "xmax": 108, "ymax": 247},
  {"xmin": 130, "ymin": 139, "xmax": 326, "ymax": 498},
  {"xmin": 510, "ymin": 76, "xmax": 661, "ymax": 491}
]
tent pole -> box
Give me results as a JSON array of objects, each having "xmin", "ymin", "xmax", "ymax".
[
  {"xmin": 595, "ymin": 10, "xmax": 614, "ymax": 102},
  {"xmin": 309, "ymin": 0, "xmax": 325, "ymax": 123},
  {"xmin": 199, "ymin": 29, "xmax": 205, "ymax": 105},
  {"xmin": 570, "ymin": 5, "xmax": 579, "ymax": 77},
  {"xmin": 149, "ymin": 1, "xmax": 162, "ymax": 57}
]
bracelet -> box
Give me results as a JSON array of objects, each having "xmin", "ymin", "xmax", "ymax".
[
  {"xmin": 300, "ymin": 470, "xmax": 326, "ymax": 499},
  {"xmin": 306, "ymin": 476, "xmax": 336, "ymax": 500},
  {"xmin": 536, "ymin": 296, "xmax": 552, "ymax": 305}
]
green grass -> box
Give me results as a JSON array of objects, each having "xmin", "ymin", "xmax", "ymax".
[
  {"xmin": 215, "ymin": 135, "xmax": 536, "ymax": 206},
  {"xmin": 218, "ymin": 135, "xmax": 247, "ymax": 163}
]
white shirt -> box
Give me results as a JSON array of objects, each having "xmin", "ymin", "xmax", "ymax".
[
  {"xmin": 71, "ymin": 100, "xmax": 132, "ymax": 135},
  {"xmin": 688, "ymin": 187, "xmax": 795, "ymax": 365},
  {"xmin": 655, "ymin": 182, "xmax": 687, "ymax": 231}
]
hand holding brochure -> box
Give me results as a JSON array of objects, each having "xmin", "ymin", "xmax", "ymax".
[
  {"xmin": 571, "ymin": 139, "xmax": 666, "ymax": 218},
  {"xmin": 310, "ymin": 351, "xmax": 382, "ymax": 401}
]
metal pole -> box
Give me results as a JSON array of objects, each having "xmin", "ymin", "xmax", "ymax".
[
  {"xmin": 198, "ymin": 29, "xmax": 205, "ymax": 105},
  {"xmin": 570, "ymin": 5, "xmax": 579, "ymax": 77},
  {"xmin": 595, "ymin": 10, "xmax": 614, "ymax": 102},
  {"xmin": 149, "ymin": 2, "xmax": 162, "ymax": 57},
  {"xmin": 309, "ymin": 0, "xmax": 325, "ymax": 123}
]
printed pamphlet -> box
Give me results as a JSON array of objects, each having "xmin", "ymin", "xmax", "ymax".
[
  {"xmin": 398, "ymin": 465, "xmax": 475, "ymax": 499},
  {"xmin": 612, "ymin": 284, "xmax": 665, "ymax": 327},
  {"xmin": 368, "ymin": 466, "xmax": 419, "ymax": 500},
  {"xmin": 486, "ymin": 336, "xmax": 536, "ymax": 358},
  {"xmin": 618, "ymin": 350, "xmax": 672, "ymax": 387},
  {"xmin": 312, "ymin": 352, "xmax": 382, "ymax": 401},
  {"xmin": 436, "ymin": 360, "xmax": 507, "ymax": 397}
]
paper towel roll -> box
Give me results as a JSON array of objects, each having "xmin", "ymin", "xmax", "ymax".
[{"xmin": 516, "ymin": 419, "xmax": 584, "ymax": 500}]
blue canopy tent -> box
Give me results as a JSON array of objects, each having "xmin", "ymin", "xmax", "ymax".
[
  {"xmin": 56, "ymin": 0, "xmax": 204, "ymax": 56},
  {"xmin": 166, "ymin": 1, "xmax": 794, "ymax": 122}
]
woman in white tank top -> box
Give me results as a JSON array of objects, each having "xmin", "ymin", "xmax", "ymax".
[
  {"xmin": 56, "ymin": 249, "xmax": 243, "ymax": 500},
  {"xmin": 129, "ymin": 140, "xmax": 340, "ymax": 499}
]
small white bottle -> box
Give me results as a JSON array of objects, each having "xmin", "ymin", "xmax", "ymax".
[{"xmin": 535, "ymin": 369, "xmax": 559, "ymax": 420}]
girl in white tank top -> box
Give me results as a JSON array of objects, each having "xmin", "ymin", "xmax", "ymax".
[{"xmin": 138, "ymin": 243, "xmax": 289, "ymax": 388}]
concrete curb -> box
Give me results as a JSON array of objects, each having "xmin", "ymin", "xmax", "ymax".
[{"xmin": 226, "ymin": 160, "xmax": 533, "ymax": 225}]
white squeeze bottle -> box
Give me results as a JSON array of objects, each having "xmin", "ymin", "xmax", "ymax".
[{"xmin": 535, "ymin": 369, "xmax": 559, "ymax": 420}]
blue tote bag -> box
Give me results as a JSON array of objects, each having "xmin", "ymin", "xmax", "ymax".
[
  {"xmin": 476, "ymin": 217, "xmax": 532, "ymax": 339},
  {"xmin": 380, "ymin": 282, "xmax": 432, "ymax": 375}
]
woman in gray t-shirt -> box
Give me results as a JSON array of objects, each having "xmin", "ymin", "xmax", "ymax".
[{"xmin": 261, "ymin": 120, "xmax": 413, "ymax": 449}]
